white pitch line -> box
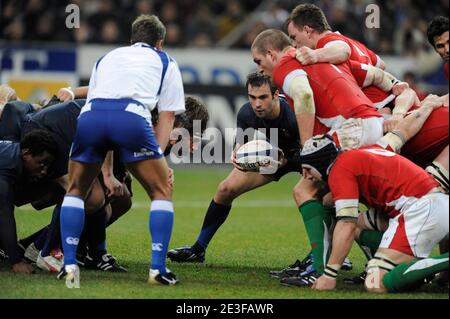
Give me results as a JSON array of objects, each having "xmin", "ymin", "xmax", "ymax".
[{"xmin": 132, "ymin": 199, "xmax": 294, "ymax": 209}]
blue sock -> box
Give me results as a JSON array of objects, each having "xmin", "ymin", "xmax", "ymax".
[
  {"xmin": 192, "ymin": 200, "xmax": 231, "ymax": 253},
  {"xmin": 60, "ymin": 196, "xmax": 85, "ymax": 266},
  {"xmin": 149, "ymin": 200, "xmax": 174, "ymax": 275}
]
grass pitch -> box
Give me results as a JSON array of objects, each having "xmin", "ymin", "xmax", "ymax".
[{"xmin": 0, "ymin": 167, "xmax": 447, "ymax": 299}]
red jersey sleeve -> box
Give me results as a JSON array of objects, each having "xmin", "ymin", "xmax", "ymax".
[
  {"xmin": 348, "ymin": 60, "xmax": 368, "ymax": 87},
  {"xmin": 328, "ymin": 158, "xmax": 360, "ymax": 212}
]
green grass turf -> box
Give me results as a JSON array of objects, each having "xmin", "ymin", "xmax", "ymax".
[{"xmin": 0, "ymin": 167, "xmax": 447, "ymax": 299}]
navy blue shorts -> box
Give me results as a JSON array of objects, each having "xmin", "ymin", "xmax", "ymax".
[{"xmin": 70, "ymin": 98, "xmax": 163, "ymax": 163}]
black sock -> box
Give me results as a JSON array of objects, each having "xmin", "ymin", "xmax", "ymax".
[
  {"xmin": 85, "ymin": 208, "xmax": 107, "ymax": 260},
  {"xmin": 192, "ymin": 200, "xmax": 231, "ymax": 254},
  {"xmin": 19, "ymin": 227, "xmax": 47, "ymax": 249},
  {"xmin": 41, "ymin": 205, "xmax": 62, "ymax": 256}
]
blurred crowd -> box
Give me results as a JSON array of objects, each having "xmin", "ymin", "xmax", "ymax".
[{"xmin": 1, "ymin": 0, "xmax": 448, "ymax": 55}]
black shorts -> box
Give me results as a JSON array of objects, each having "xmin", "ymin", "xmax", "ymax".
[
  {"xmin": 14, "ymin": 179, "xmax": 66, "ymax": 210},
  {"xmin": 270, "ymin": 162, "xmax": 301, "ymax": 182}
]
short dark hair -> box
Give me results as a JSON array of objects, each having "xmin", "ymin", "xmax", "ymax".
[
  {"xmin": 289, "ymin": 4, "xmax": 331, "ymax": 33},
  {"xmin": 175, "ymin": 96, "xmax": 209, "ymax": 135},
  {"xmin": 252, "ymin": 29, "xmax": 292, "ymax": 55},
  {"xmin": 20, "ymin": 129, "xmax": 58, "ymax": 158},
  {"xmin": 427, "ymin": 16, "xmax": 449, "ymax": 47},
  {"xmin": 131, "ymin": 14, "xmax": 166, "ymax": 46},
  {"xmin": 246, "ymin": 72, "xmax": 277, "ymax": 96}
]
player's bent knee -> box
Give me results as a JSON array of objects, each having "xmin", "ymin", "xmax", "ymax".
[
  {"xmin": 293, "ymin": 184, "xmax": 315, "ymax": 206},
  {"xmin": 216, "ymin": 181, "xmax": 238, "ymax": 202}
]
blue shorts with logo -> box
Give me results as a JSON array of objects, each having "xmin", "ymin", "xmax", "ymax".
[{"xmin": 70, "ymin": 98, "xmax": 163, "ymax": 163}]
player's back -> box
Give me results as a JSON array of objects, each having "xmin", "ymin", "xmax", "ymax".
[
  {"xmin": 317, "ymin": 32, "xmax": 393, "ymax": 107},
  {"xmin": 329, "ymin": 145, "xmax": 438, "ymax": 217},
  {"xmin": 87, "ymin": 43, "xmax": 172, "ymax": 110},
  {"xmin": 273, "ymin": 48, "xmax": 379, "ymax": 129}
]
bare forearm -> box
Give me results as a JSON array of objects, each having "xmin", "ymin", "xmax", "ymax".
[
  {"xmin": 155, "ymin": 111, "xmax": 175, "ymax": 151},
  {"xmin": 296, "ymin": 114, "xmax": 315, "ymax": 146},
  {"xmin": 392, "ymin": 88, "xmax": 417, "ymax": 116},
  {"xmin": 74, "ymin": 86, "xmax": 88, "ymax": 98},
  {"xmin": 316, "ymin": 46, "xmax": 350, "ymax": 64},
  {"xmin": 395, "ymin": 105, "xmax": 434, "ymax": 142},
  {"xmin": 101, "ymin": 151, "xmax": 114, "ymax": 178},
  {"xmin": 328, "ymin": 219, "xmax": 357, "ymax": 266}
]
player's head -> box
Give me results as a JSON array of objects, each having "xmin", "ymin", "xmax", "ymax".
[
  {"xmin": 287, "ymin": 4, "xmax": 331, "ymax": 49},
  {"xmin": 20, "ymin": 129, "xmax": 58, "ymax": 180},
  {"xmin": 427, "ymin": 16, "xmax": 449, "ymax": 62},
  {"xmin": 251, "ymin": 29, "xmax": 292, "ymax": 76},
  {"xmin": 245, "ymin": 72, "xmax": 280, "ymax": 119},
  {"xmin": 131, "ymin": 14, "xmax": 166, "ymax": 48},
  {"xmin": 166, "ymin": 96, "xmax": 209, "ymax": 156},
  {"xmin": 300, "ymin": 134, "xmax": 340, "ymax": 182}
]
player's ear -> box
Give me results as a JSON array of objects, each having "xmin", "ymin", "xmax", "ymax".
[
  {"xmin": 273, "ymin": 89, "xmax": 280, "ymax": 99},
  {"xmin": 304, "ymin": 25, "xmax": 313, "ymax": 38},
  {"xmin": 267, "ymin": 49, "xmax": 276, "ymax": 62},
  {"xmin": 155, "ymin": 39, "xmax": 164, "ymax": 50}
]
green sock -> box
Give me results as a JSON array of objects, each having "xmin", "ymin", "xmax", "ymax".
[
  {"xmin": 357, "ymin": 230, "xmax": 383, "ymax": 260},
  {"xmin": 382, "ymin": 253, "xmax": 449, "ymax": 292},
  {"xmin": 299, "ymin": 200, "xmax": 330, "ymax": 274}
]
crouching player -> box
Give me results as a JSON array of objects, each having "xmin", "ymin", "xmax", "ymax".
[
  {"xmin": 299, "ymin": 98, "xmax": 448, "ymax": 292},
  {"xmin": 168, "ymin": 73, "xmax": 305, "ymax": 267}
]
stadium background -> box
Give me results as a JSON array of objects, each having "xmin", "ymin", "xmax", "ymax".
[
  {"xmin": 1, "ymin": 0, "xmax": 449, "ymax": 154},
  {"xmin": 0, "ymin": 0, "xmax": 448, "ymax": 299}
]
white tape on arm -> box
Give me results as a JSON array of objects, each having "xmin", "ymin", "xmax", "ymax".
[
  {"xmin": 285, "ymin": 73, "xmax": 315, "ymax": 115},
  {"xmin": 62, "ymin": 87, "xmax": 75, "ymax": 100}
]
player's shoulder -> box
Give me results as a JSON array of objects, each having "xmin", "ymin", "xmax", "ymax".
[
  {"xmin": 318, "ymin": 31, "xmax": 351, "ymax": 46},
  {"xmin": 0, "ymin": 141, "xmax": 20, "ymax": 168},
  {"xmin": 3, "ymin": 101, "xmax": 34, "ymax": 115}
]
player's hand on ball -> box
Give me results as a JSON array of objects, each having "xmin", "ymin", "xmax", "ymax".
[
  {"xmin": 231, "ymin": 143, "xmax": 246, "ymax": 171},
  {"xmin": 104, "ymin": 175, "xmax": 125, "ymax": 198},
  {"xmin": 296, "ymin": 46, "xmax": 318, "ymax": 65},
  {"xmin": 57, "ymin": 87, "xmax": 75, "ymax": 101},
  {"xmin": 312, "ymin": 275, "xmax": 336, "ymax": 291},
  {"xmin": 261, "ymin": 147, "xmax": 286, "ymax": 170}
]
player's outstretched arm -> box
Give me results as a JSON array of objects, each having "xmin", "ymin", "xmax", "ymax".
[
  {"xmin": 101, "ymin": 151, "xmax": 124, "ymax": 198},
  {"xmin": 56, "ymin": 86, "xmax": 88, "ymax": 101},
  {"xmin": 313, "ymin": 208, "xmax": 358, "ymax": 291},
  {"xmin": 154, "ymin": 111, "xmax": 175, "ymax": 152},
  {"xmin": 296, "ymin": 43, "xmax": 350, "ymax": 65},
  {"xmin": 380, "ymin": 94, "xmax": 443, "ymax": 153}
]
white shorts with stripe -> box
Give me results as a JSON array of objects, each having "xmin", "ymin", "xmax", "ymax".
[{"xmin": 379, "ymin": 192, "xmax": 449, "ymax": 258}]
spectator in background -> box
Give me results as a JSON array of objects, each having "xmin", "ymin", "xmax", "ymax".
[
  {"xmin": 403, "ymin": 71, "xmax": 428, "ymax": 100},
  {"xmin": 261, "ymin": 3, "xmax": 289, "ymax": 29},
  {"xmin": 159, "ymin": 1, "xmax": 181, "ymax": 26},
  {"xmin": 187, "ymin": 4, "xmax": 217, "ymax": 47},
  {"xmin": 165, "ymin": 23, "xmax": 184, "ymax": 47},
  {"xmin": 99, "ymin": 19, "xmax": 124, "ymax": 44},
  {"xmin": 88, "ymin": 0, "xmax": 117, "ymax": 38},
  {"xmin": 217, "ymin": 0, "xmax": 245, "ymax": 40},
  {"xmin": 73, "ymin": 21, "xmax": 93, "ymax": 44}
]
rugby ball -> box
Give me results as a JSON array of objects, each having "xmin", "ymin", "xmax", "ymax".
[{"xmin": 235, "ymin": 140, "xmax": 275, "ymax": 171}]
